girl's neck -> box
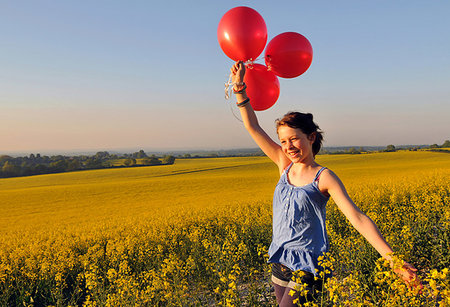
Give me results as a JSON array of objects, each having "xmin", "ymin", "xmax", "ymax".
[
  {"xmin": 287, "ymin": 161, "xmax": 321, "ymax": 187},
  {"xmin": 291, "ymin": 161, "xmax": 319, "ymax": 171}
]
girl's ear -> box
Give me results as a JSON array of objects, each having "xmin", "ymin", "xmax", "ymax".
[{"xmin": 308, "ymin": 132, "xmax": 316, "ymax": 143}]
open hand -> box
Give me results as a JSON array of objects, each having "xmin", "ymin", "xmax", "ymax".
[{"xmin": 394, "ymin": 262, "xmax": 423, "ymax": 291}]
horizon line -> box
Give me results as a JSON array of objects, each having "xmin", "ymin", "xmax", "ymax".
[{"xmin": 0, "ymin": 144, "xmax": 436, "ymax": 157}]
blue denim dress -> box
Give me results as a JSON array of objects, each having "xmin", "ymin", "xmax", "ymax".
[{"xmin": 268, "ymin": 164, "xmax": 329, "ymax": 275}]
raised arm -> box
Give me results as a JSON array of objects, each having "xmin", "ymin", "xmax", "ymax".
[
  {"xmin": 320, "ymin": 169, "xmax": 420, "ymax": 286},
  {"xmin": 230, "ymin": 61, "xmax": 290, "ymax": 172}
]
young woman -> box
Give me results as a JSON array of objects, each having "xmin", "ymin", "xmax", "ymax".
[{"xmin": 230, "ymin": 61, "xmax": 419, "ymax": 306}]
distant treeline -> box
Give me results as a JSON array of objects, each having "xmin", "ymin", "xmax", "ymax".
[
  {"xmin": 0, "ymin": 150, "xmax": 175, "ymax": 178},
  {"xmin": 169, "ymin": 141, "xmax": 449, "ymax": 157},
  {"xmin": 2, "ymin": 140, "xmax": 448, "ymax": 178},
  {"xmin": 173, "ymin": 148, "xmax": 265, "ymax": 158},
  {"xmin": 320, "ymin": 140, "xmax": 450, "ymax": 155}
]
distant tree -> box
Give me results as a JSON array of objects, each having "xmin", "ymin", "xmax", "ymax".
[
  {"xmin": 20, "ymin": 164, "xmax": 34, "ymax": 176},
  {"xmin": 51, "ymin": 155, "xmax": 65, "ymax": 163},
  {"xmin": 32, "ymin": 164, "xmax": 49, "ymax": 175},
  {"xmin": 20, "ymin": 161, "xmax": 30, "ymax": 169},
  {"xmin": 441, "ymin": 140, "xmax": 450, "ymax": 148},
  {"xmin": 0, "ymin": 155, "xmax": 12, "ymax": 166},
  {"xmin": 385, "ymin": 145, "xmax": 396, "ymax": 152},
  {"xmin": 183, "ymin": 153, "xmax": 191, "ymax": 158},
  {"xmin": 67, "ymin": 159, "xmax": 82, "ymax": 171},
  {"xmin": 161, "ymin": 155, "xmax": 176, "ymax": 165},
  {"xmin": 138, "ymin": 150, "xmax": 148, "ymax": 158},
  {"xmin": 430, "ymin": 144, "xmax": 439, "ymax": 149},
  {"xmin": 141, "ymin": 157, "xmax": 161, "ymax": 165},
  {"xmin": 2, "ymin": 161, "xmax": 19, "ymax": 176},
  {"xmin": 347, "ymin": 147, "xmax": 360, "ymax": 154},
  {"xmin": 132, "ymin": 150, "xmax": 148, "ymax": 159},
  {"xmin": 95, "ymin": 151, "xmax": 110, "ymax": 160},
  {"xmin": 85, "ymin": 157, "xmax": 104, "ymax": 169},
  {"xmin": 50, "ymin": 160, "xmax": 69, "ymax": 172},
  {"xmin": 124, "ymin": 158, "xmax": 136, "ymax": 166}
]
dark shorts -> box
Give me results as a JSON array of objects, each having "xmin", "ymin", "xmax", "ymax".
[{"xmin": 271, "ymin": 263, "xmax": 323, "ymax": 290}]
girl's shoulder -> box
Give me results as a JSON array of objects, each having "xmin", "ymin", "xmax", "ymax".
[
  {"xmin": 317, "ymin": 167, "xmax": 338, "ymax": 180},
  {"xmin": 317, "ymin": 167, "xmax": 346, "ymax": 191},
  {"xmin": 316, "ymin": 165, "xmax": 334, "ymax": 174}
]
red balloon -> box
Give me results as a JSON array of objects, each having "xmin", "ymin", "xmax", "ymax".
[
  {"xmin": 265, "ymin": 32, "xmax": 313, "ymax": 78},
  {"xmin": 244, "ymin": 64, "xmax": 280, "ymax": 111},
  {"xmin": 217, "ymin": 7, "xmax": 267, "ymax": 61}
]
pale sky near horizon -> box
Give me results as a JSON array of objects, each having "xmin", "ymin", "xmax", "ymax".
[{"xmin": 1, "ymin": 1, "xmax": 449, "ymax": 154}]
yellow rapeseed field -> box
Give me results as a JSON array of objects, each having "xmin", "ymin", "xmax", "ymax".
[{"xmin": 0, "ymin": 151, "xmax": 449, "ymax": 306}]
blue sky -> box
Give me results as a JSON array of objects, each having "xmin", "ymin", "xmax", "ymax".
[{"xmin": 1, "ymin": 1, "xmax": 449, "ymax": 154}]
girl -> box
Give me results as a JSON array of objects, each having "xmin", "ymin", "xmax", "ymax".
[{"xmin": 230, "ymin": 61, "xmax": 419, "ymax": 306}]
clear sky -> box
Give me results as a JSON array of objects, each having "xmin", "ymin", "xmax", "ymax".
[{"xmin": 1, "ymin": 1, "xmax": 449, "ymax": 154}]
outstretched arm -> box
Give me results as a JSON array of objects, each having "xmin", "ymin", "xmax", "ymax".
[
  {"xmin": 230, "ymin": 61, "xmax": 290, "ymax": 173},
  {"xmin": 320, "ymin": 169, "xmax": 420, "ymax": 286}
]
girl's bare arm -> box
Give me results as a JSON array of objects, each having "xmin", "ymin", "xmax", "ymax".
[
  {"xmin": 231, "ymin": 61, "xmax": 290, "ymax": 172},
  {"xmin": 320, "ymin": 169, "xmax": 420, "ymax": 285}
]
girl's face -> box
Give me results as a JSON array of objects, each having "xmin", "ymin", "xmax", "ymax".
[{"xmin": 277, "ymin": 125, "xmax": 315, "ymax": 163}]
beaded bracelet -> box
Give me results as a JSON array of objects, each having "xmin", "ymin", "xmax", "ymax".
[
  {"xmin": 233, "ymin": 83, "xmax": 247, "ymax": 94},
  {"xmin": 236, "ymin": 98, "xmax": 250, "ymax": 108}
]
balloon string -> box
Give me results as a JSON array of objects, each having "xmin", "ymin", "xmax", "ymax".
[
  {"xmin": 229, "ymin": 101, "xmax": 243, "ymax": 123},
  {"xmin": 224, "ymin": 57, "xmax": 264, "ymax": 99},
  {"xmin": 249, "ymin": 56, "xmax": 265, "ymax": 63},
  {"xmin": 224, "ymin": 73, "xmax": 233, "ymax": 99},
  {"xmin": 223, "ymin": 74, "xmax": 243, "ymax": 122}
]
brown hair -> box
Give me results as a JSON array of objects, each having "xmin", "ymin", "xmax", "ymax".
[{"xmin": 276, "ymin": 112, "xmax": 324, "ymax": 156}]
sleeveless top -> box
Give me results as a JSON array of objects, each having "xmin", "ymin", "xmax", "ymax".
[{"xmin": 268, "ymin": 164, "xmax": 330, "ymax": 275}]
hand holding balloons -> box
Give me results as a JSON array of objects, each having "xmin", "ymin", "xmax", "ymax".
[
  {"xmin": 230, "ymin": 61, "xmax": 246, "ymax": 89},
  {"xmin": 230, "ymin": 61, "xmax": 279, "ymax": 111}
]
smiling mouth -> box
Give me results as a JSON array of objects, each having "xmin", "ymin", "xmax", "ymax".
[{"xmin": 288, "ymin": 151, "xmax": 299, "ymax": 157}]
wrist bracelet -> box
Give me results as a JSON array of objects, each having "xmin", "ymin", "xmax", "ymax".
[
  {"xmin": 236, "ymin": 98, "xmax": 250, "ymax": 108},
  {"xmin": 233, "ymin": 83, "xmax": 247, "ymax": 94}
]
